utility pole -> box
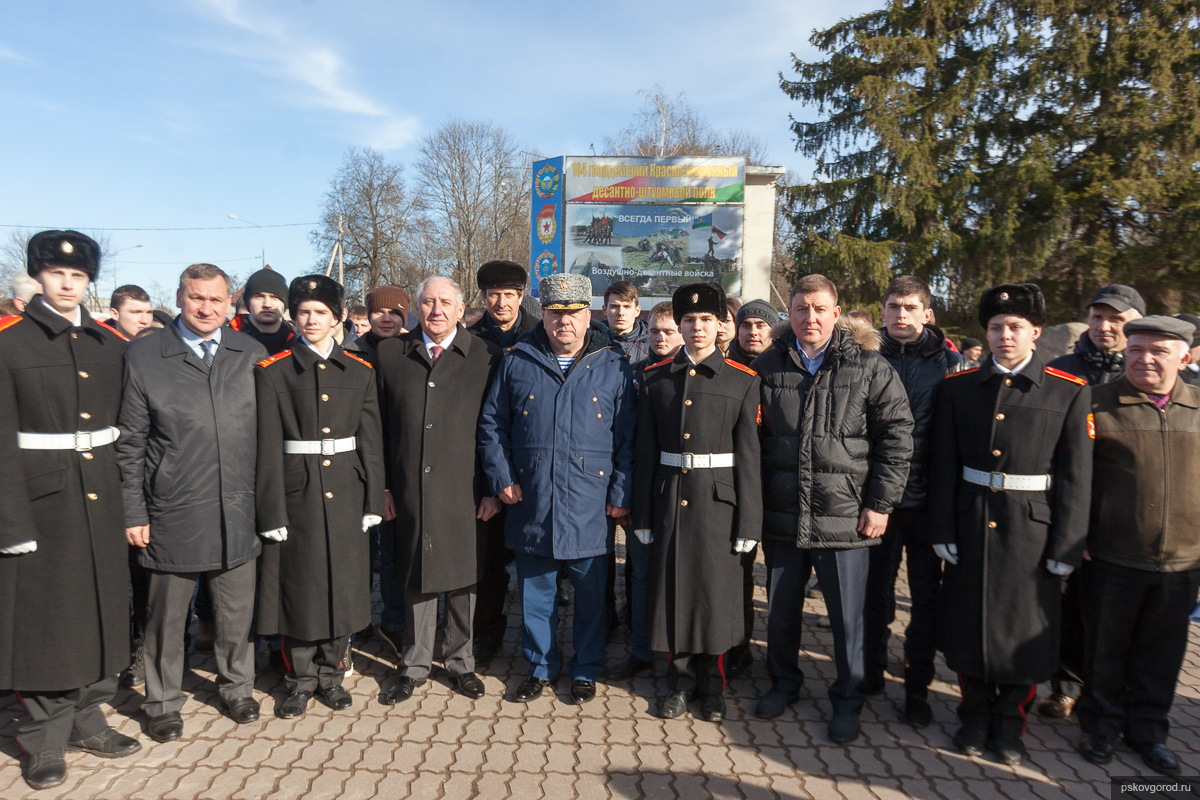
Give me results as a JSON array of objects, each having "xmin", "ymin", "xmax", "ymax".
[{"xmin": 325, "ymin": 215, "xmax": 344, "ymax": 286}]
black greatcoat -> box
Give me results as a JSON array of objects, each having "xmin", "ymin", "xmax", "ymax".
[
  {"xmin": 929, "ymin": 350, "xmax": 1093, "ymax": 684},
  {"xmin": 633, "ymin": 349, "xmax": 763, "ymax": 655},
  {"xmin": 254, "ymin": 343, "xmax": 385, "ymax": 640},
  {"xmin": 376, "ymin": 326, "xmax": 501, "ymax": 594},
  {"xmin": 0, "ymin": 301, "xmax": 128, "ymax": 691}
]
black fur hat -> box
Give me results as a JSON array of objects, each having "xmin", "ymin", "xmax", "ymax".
[
  {"xmin": 288, "ymin": 274, "xmax": 344, "ymax": 321},
  {"xmin": 477, "ymin": 260, "xmax": 527, "ymax": 291},
  {"xmin": 672, "ymin": 282, "xmax": 727, "ymax": 325},
  {"xmin": 978, "ymin": 283, "xmax": 1046, "ymax": 328},
  {"xmin": 27, "ymin": 230, "xmax": 100, "ymax": 280}
]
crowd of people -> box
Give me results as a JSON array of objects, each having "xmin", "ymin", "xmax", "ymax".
[{"xmin": 1, "ymin": 229, "xmax": 1198, "ymax": 791}]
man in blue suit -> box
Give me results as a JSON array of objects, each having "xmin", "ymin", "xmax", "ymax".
[{"xmin": 478, "ymin": 272, "xmax": 635, "ymax": 706}]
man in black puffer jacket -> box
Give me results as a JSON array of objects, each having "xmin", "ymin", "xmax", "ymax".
[
  {"xmin": 862, "ymin": 276, "xmax": 965, "ymax": 728},
  {"xmin": 752, "ymin": 274, "xmax": 913, "ymax": 744}
]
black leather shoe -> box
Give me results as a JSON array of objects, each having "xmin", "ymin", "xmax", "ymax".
[
  {"xmin": 1077, "ymin": 733, "xmax": 1114, "ymax": 765},
  {"xmin": 858, "ymin": 675, "xmax": 886, "ymax": 696},
  {"xmin": 1133, "ymin": 742, "xmax": 1182, "ymax": 776},
  {"xmin": 570, "ymin": 679, "xmax": 596, "ymax": 704},
  {"xmin": 316, "ymin": 685, "xmax": 353, "ymax": 710},
  {"xmin": 1036, "ymin": 693, "xmax": 1076, "ymax": 719},
  {"xmin": 277, "ymin": 691, "xmax": 312, "ymax": 718},
  {"xmin": 828, "ymin": 712, "xmax": 861, "ymax": 743},
  {"xmin": 989, "ymin": 734, "xmax": 1027, "ymax": 766},
  {"xmin": 225, "ymin": 697, "xmax": 261, "ymax": 724},
  {"xmin": 456, "ymin": 672, "xmax": 486, "ymax": 699},
  {"xmin": 120, "ymin": 647, "xmax": 146, "ymax": 689},
  {"xmin": 147, "ymin": 712, "xmax": 184, "ymax": 743},
  {"xmin": 383, "ymin": 676, "xmax": 422, "ymax": 705},
  {"xmin": 510, "ymin": 677, "xmax": 551, "ymax": 704},
  {"xmin": 953, "ymin": 724, "xmax": 988, "ymax": 757},
  {"xmin": 23, "ymin": 749, "xmax": 66, "ymax": 790},
  {"xmin": 68, "ymin": 727, "xmax": 142, "ymax": 758},
  {"xmin": 724, "ymin": 646, "xmax": 753, "ymax": 680},
  {"xmin": 605, "ymin": 654, "xmax": 655, "ymax": 680},
  {"xmin": 659, "ymin": 691, "xmax": 691, "ymax": 719},
  {"xmin": 700, "ymin": 694, "xmax": 726, "ymax": 722},
  {"xmin": 905, "ymin": 693, "xmax": 933, "ymax": 728},
  {"xmin": 755, "ymin": 688, "xmax": 800, "ymax": 719}
]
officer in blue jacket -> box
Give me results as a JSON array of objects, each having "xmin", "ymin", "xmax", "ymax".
[{"xmin": 478, "ymin": 272, "xmax": 636, "ymax": 707}]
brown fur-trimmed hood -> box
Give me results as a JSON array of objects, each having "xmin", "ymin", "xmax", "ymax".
[{"xmin": 769, "ymin": 315, "xmax": 881, "ymax": 353}]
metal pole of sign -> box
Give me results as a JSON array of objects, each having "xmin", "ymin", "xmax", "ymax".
[{"xmin": 325, "ymin": 215, "xmax": 344, "ymax": 284}]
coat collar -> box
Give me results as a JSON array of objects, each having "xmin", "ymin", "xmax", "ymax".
[
  {"xmin": 976, "ymin": 348, "xmax": 1046, "ymax": 387},
  {"xmin": 669, "ymin": 347, "xmax": 725, "ymax": 376},
  {"xmin": 160, "ymin": 317, "xmax": 250, "ymax": 372},
  {"xmin": 289, "ymin": 339, "xmax": 354, "ymax": 372},
  {"xmin": 1116, "ymin": 376, "xmax": 1200, "ymax": 408},
  {"xmin": 397, "ymin": 323, "xmax": 473, "ymax": 367},
  {"xmin": 24, "ymin": 295, "xmax": 108, "ymax": 343}
]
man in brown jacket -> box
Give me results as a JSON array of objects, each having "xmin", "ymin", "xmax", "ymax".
[{"xmin": 1076, "ymin": 315, "xmax": 1200, "ymax": 777}]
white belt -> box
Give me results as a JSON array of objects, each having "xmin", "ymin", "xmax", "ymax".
[
  {"xmin": 659, "ymin": 451, "xmax": 735, "ymax": 470},
  {"xmin": 284, "ymin": 436, "xmax": 357, "ymax": 455},
  {"xmin": 962, "ymin": 466, "xmax": 1051, "ymax": 492},
  {"xmin": 17, "ymin": 426, "xmax": 119, "ymax": 451}
]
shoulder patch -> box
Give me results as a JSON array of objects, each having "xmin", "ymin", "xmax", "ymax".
[
  {"xmin": 725, "ymin": 359, "xmax": 757, "ymax": 376},
  {"xmin": 945, "ymin": 366, "xmax": 979, "ymax": 379},
  {"xmin": 95, "ymin": 319, "xmax": 129, "ymax": 341},
  {"xmin": 0, "ymin": 315, "xmax": 22, "ymax": 335},
  {"xmin": 257, "ymin": 350, "xmax": 293, "ymax": 369},
  {"xmin": 343, "ymin": 351, "xmax": 373, "ymax": 369},
  {"xmin": 1046, "ymin": 366, "xmax": 1087, "ymax": 386},
  {"xmin": 645, "ymin": 357, "xmax": 673, "ymax": 371}
]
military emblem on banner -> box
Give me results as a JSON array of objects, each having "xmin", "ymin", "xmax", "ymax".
[
  {"xmin": 534, "ymin": 164, "xmax": 560, "ymax": 198},
  {"xmin": 537, "ymin": 204, "xmax": 557, "ymax": 244},
  {"xmin": 534, "ymin": 250, "xmax": 558, "ymax": 280}
]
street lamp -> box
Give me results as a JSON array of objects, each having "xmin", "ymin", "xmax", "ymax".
[{"xmin": 228, "ymin": 213, "xmax": 265, "ymax": 268}]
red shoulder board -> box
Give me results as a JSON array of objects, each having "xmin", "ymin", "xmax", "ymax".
[
  {"xmin": 257, "ymin": 350, "xmax": 292, "ymax": 369},
  {"xmin": 945, "ymin": 367, "xmax": 979, "ymax": 379},
  {"xmin": 343, "ymin": 351, "xmax": 373, "ymax": 369},
  {"xmin": 229, "ymin": 315, "xmax": 246, "ymax": 331},
  {"xmin": 644, "ymin": 357, "xmax": 673, "ymax": 370},
  {"xmin": 725, "ymin": 359, "xmax": 757, "ymax": 376},
  {"xmin": 0, "ymin": 315, "xmax": 22, "ymax": 334},
  {"xmin": 95, "ymin": 319, "xmax": 129, "ymax": 341},
  {"xmin": 1046, "ymin": 366, "xmax": 1086, "ymax": 386}
]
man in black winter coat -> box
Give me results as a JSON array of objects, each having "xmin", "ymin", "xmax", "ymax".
[
  {"xmin": 1041, "ymin": 283, "xmax": 1144, "ymax": 720},
  {"xmin": 752, "ymin": 274, "xmax": 913, "ymax": 744},
  {"xmin": 862, "ymin": 276, "xmax": 964, "ymax": 728}
]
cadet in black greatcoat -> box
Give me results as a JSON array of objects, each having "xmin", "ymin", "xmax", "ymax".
[
  {"xmin": 633, "ymin": 283, "xmax": 762, "ymax": 723},
  {"xmin": 254, "ymin": 275, "xmax": 385, "ymax": 719},
  {"xmin": 930, "ymin": 283, "xmax": 1093, "ymax": 766},
  {"xmin": 0, "ymin": 231, "xmax": 141, "ymax": 790}
]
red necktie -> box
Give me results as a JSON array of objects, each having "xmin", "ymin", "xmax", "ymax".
[{"xmin": 429, "ymin": 345, "xmax": 444, "ymax": 363}]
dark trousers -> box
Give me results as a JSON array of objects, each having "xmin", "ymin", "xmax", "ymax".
[
  {"xmin": 669, "ymin": 652, "xmax": 725, "ymax": 697},
  {"xmin": 957, "ymin": 674, "xmax": 1036, "ymax": 739},
  {"xmin": 375, "ymin": 520, "xmax": 405, "ymax": 631},
  {"xmin": 282, "ymin": 635, "xmax": 349, "ymax": 694},
  {"xmin": 14, "ymin": 675, "xmax": 118, "ymax": 755},
  {"xmin": 763, "ymin": 540, "xmax": 870, "ymax": 716},
  {"xmin": 143, "ymin": 560, "xmax": 256, "ymax": 717},
  {"xmin": 514, "ymin": 551, "xmax": 608, "ymax": 681},
  {"xmin": 401, "ymin": 585, "xmax": 475, "ymax": 681},
  {"xmin": 1048, "ymin": 571, "xmax": 1085, "ymax": 699},
  {"xmin": 128, "ymin": 546, "xmax": 149, "ymax": 650},
  {"xmin": 473, "ymin": 513, "xmax": 511, "ymax": 646},
  {"xmin": 605, "ymin": 517, "xmax": 618, "ymax": 625},
  {"xmin": 1076, "ymin": 560, "xmax": 1200, "ymax": 745},
  {"xmin": 624, "ymin": 534, "xmax": 652, "ymax": 661},
  {"xmin": 862, "ymin": 508, "xmax": 943, "ymax": 694}
]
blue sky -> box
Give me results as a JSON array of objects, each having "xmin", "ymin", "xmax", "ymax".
[{"xmin": 0, "ymin": 0, "xmax": 875, "ymax": 301}]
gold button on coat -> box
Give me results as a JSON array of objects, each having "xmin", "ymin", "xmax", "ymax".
[
  {"xmin": 322, "ymin": 427, "xmax": 331, "ymax": 433},
  {"xmin": 321, "ymin": 394, "xmax": 329, "ymax": 401},
  {"xmin": 988, "ymin": 521, "xmax": 997, "ymax": 529},
  {"xmin": 80, "ymin": 412, "xmax": 91, "ymax": 420},
  {"xmin": 680, "ymin": 500, "xmax": 688, "ymax": 506},
  {"xmin": 684, "ymin": 399, "xmax": 693, "ymax": 406},
  {"xmin": 78, "ymin": 371, "xmax": 89, "ymax": 379},
  {"xmin": 992, "ymin": 449, "xmax": 1001, "ymax": 456},
  {"xmin": 325, "ymin": 491, "xmax": 333, "ymax": 499},
  {"xmin": 87, "ymin": 493, "xmax": 98, "ymax": 500},
  {"xmin": 995, "ymin": 413, "xmax": 1005, "ymax": 420}
]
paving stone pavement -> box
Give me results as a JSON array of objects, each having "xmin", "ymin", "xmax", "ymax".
[{"xmin": 3, "ymin": 538, "xmax": 1198, "ymax": 799}]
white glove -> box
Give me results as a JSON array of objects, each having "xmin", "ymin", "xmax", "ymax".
[
  {"xmin": 260, "ymin": 527, "xmax": 288, "ymax": 542},
  {"xmin": 362, "ymin": 514, "xmax": 382, "ymax": 532},
  {"xmin": 0, "ymin": 540, "xmax": 37, "ymax": 555},
  {"xmin": 634, "ymin": 529, "xmax": 653, "ymax": 545},
  {"xmin": 733, "ymin": 538, "xmax": 757, "ymax": 554},
  {"xmin": 933, "ymin": 543, "xmax": 958, "ymax": 565},
  {"xmin": 1046, "ymin": 559, "xmax": 1074, "ymax": 576}
]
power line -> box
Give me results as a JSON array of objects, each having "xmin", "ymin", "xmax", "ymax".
[
  {"xmin": 111, "ymin": 255, "xmax": 265, "ymax": 265},
  {"xmin": 0, "ymin": 222, "xmax": 319, "ymax": 232}
]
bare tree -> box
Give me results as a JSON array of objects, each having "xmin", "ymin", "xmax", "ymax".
[
  {"xmin": 310, "ymin": 147, "xmax": 429, "ymax": 300},
  {"xmin": 603, "ymin": 85, "xmax": 771, "ymax": 164},
  {"xmin": 416, "ymin": 119, "xmax": 531, "ymax": 297}
]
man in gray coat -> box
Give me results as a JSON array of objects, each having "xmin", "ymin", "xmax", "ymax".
[{"xmin": 117, "ymin": 263, "xmax": 268, "ymax": 743}]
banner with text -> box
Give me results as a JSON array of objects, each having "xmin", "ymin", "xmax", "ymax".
[{"xmin": 564, "ymin": 156, "xmax": 745, "ymax": 205}]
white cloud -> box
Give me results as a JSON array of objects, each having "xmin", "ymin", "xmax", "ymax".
[
  {"xmin": 190, "ymin": 0, "xmax": 418, "ymax": 148},
  {"xmin": 0, "ymin": 42, "xmax": 35, "ymax": 64}
]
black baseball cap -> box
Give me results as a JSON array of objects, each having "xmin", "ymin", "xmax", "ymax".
[{"xmin": 1088, "ymin": 284, "xmax": 1146, "ymax": 316}]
